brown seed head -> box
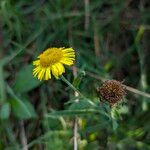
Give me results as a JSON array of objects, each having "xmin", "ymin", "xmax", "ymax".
[{"xmin": 98, "ymin": 80, "xmax": 126, "ymax": 105}]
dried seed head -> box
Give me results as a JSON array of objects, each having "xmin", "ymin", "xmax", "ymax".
[{"xmin": 98, "ymin": 80, "xmax": 126, "ymax": 105}]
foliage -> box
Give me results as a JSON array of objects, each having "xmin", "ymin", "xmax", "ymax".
[{"xmin": 0, "ymin": 0, "xmax": 150, "ymax": 149}]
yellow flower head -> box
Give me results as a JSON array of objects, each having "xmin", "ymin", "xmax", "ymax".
[{"xmin": 33, "ymin": 47, "xmax": 75, "ymax": 81}]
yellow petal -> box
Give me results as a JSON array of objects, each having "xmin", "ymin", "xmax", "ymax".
[
  {"xmin": 33, "ymin": 60, "xmax": 40, "ymax": 66},
  {"xmin": 38, "ymin": 69, "xmax": 45, "ymax": 81},
  {"xmin": 51, "ymin": 65, "xmax": 59, "ymax": 79},
  {"xmin": 60, "ymin": 58, "xmax": 74, "ymax": 66},
  {"xmin": 45, "ymin": 67, "xmax": 51, "ymax": 80},
  {"xmin": 62, "ymin": 50, "xmax": 75, "ymax": 54},
  {"xmin": 62, "ymin": 48, "xmax": 74, "ymax": 53},
  {"xmin": 64, "ymin": 57, "xmax": 75, "ymax": 61},
  {"xmin": 58, "ymin": 63, "xmax": 65, "ymax": 73},
  {"xmin": 63, "ymin": 53, "xmax": 75, "ymax": 57},
  {"xmin": 33, "ymin": 66, "xmax": 41, "ymax": 76},
  {"xmin": 55, "ymin": 63, "xmax": 65, "ymax": 75}
]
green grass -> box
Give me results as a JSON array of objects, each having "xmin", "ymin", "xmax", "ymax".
[{"xmin": 0, "ymin": 0, "xmax": 150, "ymax": 149}]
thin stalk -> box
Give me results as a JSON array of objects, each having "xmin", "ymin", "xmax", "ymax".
[
  {"xmin": 60, "ymin": 73, "xmax": 79, "ymax": 150},
  {"xmin": 60, "ymin": 75, "xmax": 83, "ymax": 97},
  {"xmin": 72, "ymin": 66, "xmax": 79, "ymax": 150},
  {"xmin": 73, "ymin": 117, "xmax": 78, "ymax": 150},
  {"xmin": 20, "ymin": 121, "xmax": 28, "ymax": 150},
  {"xmin": 61, "ymin": 75, "xmax": 96, "ymax": 106}
]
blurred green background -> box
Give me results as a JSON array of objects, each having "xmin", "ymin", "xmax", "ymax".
[{"xmin": 0, "ymin": 0, "xmax": 150, "ymax": 149}]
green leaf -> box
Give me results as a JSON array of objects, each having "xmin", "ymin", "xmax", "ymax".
[
  {"xmin": 7, "ymin": 84, "xmax": 36, "ymax": 119},
  {"xmin": 10, "ymin": 98, "xmax": 36, "ymax": 119},
  {"xmin": 47, "ymin": 99, "xmax": 109, "ymax": 118},
  {"xmin": 0, "ymin": 102, "xmax": 10, "ymax": 119},
  {"xmin": 46, "ymin": 108, "xmax": 109, "ymax": 118},
  {"xmin": 47, "ymin": 109, "xmax": 101, "ymax": 117},
  {"xmin": 13, "ymin": 64, "xmax": 41, "ymax": 93},
  {"xmin": 69, "ymin": 99, "xmax": 95, "ymax": 110}
]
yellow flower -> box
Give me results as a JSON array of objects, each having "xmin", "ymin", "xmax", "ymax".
[{"xmin": 33, "ymin": 47, "xmax": 75, "ymax": 81}]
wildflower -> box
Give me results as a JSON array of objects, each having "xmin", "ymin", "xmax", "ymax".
[
  {"xmin": 33, "ymin": 47, "xmax": 75, "ymax": 80},
  {"xmin": 97, "ymin": 80, "xmax": 126, "ymax": 105}
]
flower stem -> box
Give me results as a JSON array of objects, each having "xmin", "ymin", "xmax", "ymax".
[
  {"xmin": 61, "ymin": 75, "xmax": 82, "ymax": 97},
  {"xmin": 72, "ymin": 67, "xmax": 79, "ymax": 150},
  {"xmin": 61, "ymin": 75, "xmax": 97, "ymax": 107},
  {"xmin": 61, "ymin": 75, "xmax": 79, "ymax": 150},
  {"xmin": 73, "ymin": 117, "xmax": 78, "ymax": 150}
]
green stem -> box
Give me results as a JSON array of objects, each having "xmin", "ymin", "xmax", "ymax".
[
  {"xmin": 61, "ymin": 75, "xmax": 96, "ymax": 107},
  {"xmin": 60, "ymin": 75, "xmax": 83, "ymax": 97}
]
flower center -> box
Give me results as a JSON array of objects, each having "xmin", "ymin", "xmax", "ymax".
[{"xmin": 40, "ymin": 48, "xmax": 62, "ymax": 67}]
